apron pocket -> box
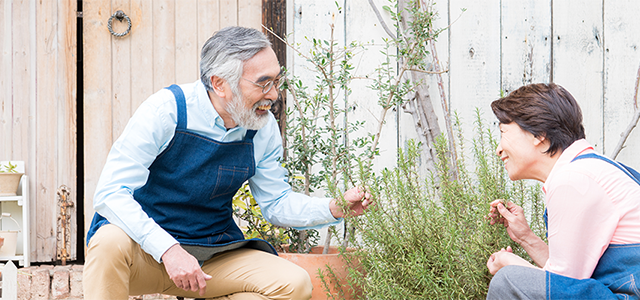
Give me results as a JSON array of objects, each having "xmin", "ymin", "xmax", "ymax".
[{"xmin": 210, "ymin": 165, "xmax": 249, "ymax": 199}]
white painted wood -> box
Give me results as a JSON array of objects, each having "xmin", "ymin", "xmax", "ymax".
[
  {"xmin": 345, "ymin": 0, "xmax": 400, "ymax": 173},
  {"xmin": 552, "ymin": 0, "xmax": 604, "ymax": 151},
  {"xmin": 2, "ymin": 260, "xmax": 17, "ymax": 300},
  {"xmin": 501, "ymin": 0, "xmax": 552, "ymax": 91},
  {"xmin": 131, "ymin": 0, "xmax": 155, "ymax": 111},
  {"xmin": 603, "ymin": 0, "xmax": 640, "ymax": 168},
  {"xmin": 447, "ymin": 0, "xmax": 502, "ymax": 152},
  {"xmin": 238, "ymin": 0, "xmax": 261, "ymax": 30},
  {"xmin": 176, "ymin": 0, "xmax": 199, "ymax": 84}
]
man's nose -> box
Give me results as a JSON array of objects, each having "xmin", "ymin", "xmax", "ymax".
[
  {"xmin": 265, "ymin": 85, "xmax": 279, "ymax": 101},
  {"xmin": 496, "ymin": 144, "xmax": 503, "ymax": 157}
]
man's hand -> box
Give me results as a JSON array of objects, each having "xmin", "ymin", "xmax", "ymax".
[
  {"xmin": 329, "ymin": 187, "xmax": 373, "ymax": 219},
  {"xmin": 162, "ymin": 244, "xmax": 212, "ymax": 296}
]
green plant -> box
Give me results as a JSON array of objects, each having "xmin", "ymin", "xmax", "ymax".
[
  {"xmin": 345, "ymin": 111, "xmax": 546, "ymax": 299},
  {"xmin": 0, "ymin": 162, "xmax": 18, "ymax": 173},
  {"xmin": 232, "ymin": 183, "xmax": 319, "ymax": 253}
]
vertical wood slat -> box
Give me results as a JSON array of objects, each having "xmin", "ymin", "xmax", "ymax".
[
  {"xmin": 197, "ymin": 0, "xmax": 220, "ymax": 69},
  {"xmin": 345, "ymin": 0, "xmax": 400, "ymax": 168},
  {"xmin": 552, "ymin": 1, "xmax": 604, "ymax": 151},
  {"xmin": 501, "ymin": 0, "xmax": 552, "ymax": 92},
  {"xmin": 153, "ymin": 0, "xmax": 176, "ymax": 91},
  {"xmin": 11, "ymin": 0, "xmax": 31, "ymax": 162},
  {"xmin": 175, "ymin": 0, "xmax": 199, "ymax": 84},
  {"xmin": 83, "ymin": 0, "xmax": 114, "ymax": 245},
  {"xmin": 0, "ymin": 0, "xmax": 11, "ymax": 159},
  {"xmin": 112, "ymin": 0, "xmax": 133, "ymax": 140},
  {"xmin": 448, "ymin": 0, "xmax": 502, "ymax": 141},
  {"xmin": 238, "ymin": 0, "xmax": 261, "ymax": 30},
  {"xmin": 58, "ymin": 0, "xmax": 78, "ymax": 260},
  {"xmin": 262, "ymin": 0, "xmax": 286, "ymax": 132},
  {"xmin": 603, "ymin": 0, "xmax": 640, "ymax": 161},
  {"xmin": 35, "ymin": 0, "xmax": 57, "ymax": 262},
  {"xmin": 130, "ymin": 0, "xmax": 154, "ymax": 112},
  {"xmin": 219, "ymin": 0, "xmax": 238, "ymax": 28}
]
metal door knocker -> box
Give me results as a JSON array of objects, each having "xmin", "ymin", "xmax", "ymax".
[{"xmin": 107, "ymin": 10, "xmax": 132, "ymax": 37}]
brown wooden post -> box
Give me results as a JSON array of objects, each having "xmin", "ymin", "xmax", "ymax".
[{"xmin": 262, "ymin": 0, "xmax": 287, "ymax": 136}]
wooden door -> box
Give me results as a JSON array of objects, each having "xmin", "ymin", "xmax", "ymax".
[
  {"xmin": 82, "ymin": 0, "xmax": 262, "ymax": 248},
  {"xmin": 1, "ymin": 0, "xmax": 77, "ymax": 263}
]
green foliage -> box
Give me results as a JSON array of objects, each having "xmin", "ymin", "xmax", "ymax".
[
  {"xmin": 0, "ymin": 162, "xmax": 18, "ymax": 173},
  {"xmin": 232, "ymin": 183, "xmax": 319, "ymax": 253},
  {"xmin": 346, "ymin": 112, "xmax": 546, "ymax": 299}
]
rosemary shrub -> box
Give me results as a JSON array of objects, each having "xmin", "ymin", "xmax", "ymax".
[{"xmin": 346, "ymin": 111, "xmax": 546, "ymax": 299}]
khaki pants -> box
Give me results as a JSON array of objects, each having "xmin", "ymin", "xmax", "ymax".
[{"xmin": 83, "ymin": 224, "xmax": 312, "ymax": 300}]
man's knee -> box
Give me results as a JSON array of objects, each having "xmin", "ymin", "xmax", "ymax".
[
  {"xmin": 284, "ymin": 264, "xmax": 313, "ymax": 300},
  {"xmin": 86, "ymin": 224, "xmax": 134, "ymax": 260}
]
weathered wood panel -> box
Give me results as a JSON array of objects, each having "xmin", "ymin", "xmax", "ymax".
[
  {"xmin": 83, "ymin": 0, "xmax": 114, "ymax": 251},
  {"xmin": 448, "ymin": 0, "xmax": 502, "ymax": 145},
  {"xmin": 83, "ymin": 0, "xmax": 263, "ymax": 248},
  {"xmin": 552, "ymin": 1, "xmax": 604, "ymax": 151},
  {"xmin": 1, "ymin": 0, "xmax": 77, "ymax": 262},
  {"xmin": 501, "ymin": 0, "xmax": 551, "ymax": 92},
  {"xmin": 602, "ymin": 0, "xmax": 640, "ymax": 162},
  {"xmin": 290, "ymin": 0, "xmax": 640, "ymax": 172}
]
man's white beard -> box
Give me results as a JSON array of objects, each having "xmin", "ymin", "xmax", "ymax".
[{"xmin": 226, "ymin": 91, "xmax": 272, "ymax": 130}]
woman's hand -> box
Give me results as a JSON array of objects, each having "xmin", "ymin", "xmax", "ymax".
[
  {"xmin": 488, "ymin": 200, "xmax": 533, "ymax": 245},
  {"xmin": 487, "ymin": 246, "xmax": 537, "ymax": 275}
]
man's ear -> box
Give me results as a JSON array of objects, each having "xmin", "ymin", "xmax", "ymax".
[{"xmin": 210, "ymin": 76, "xmax": 227, "ymax": 98}]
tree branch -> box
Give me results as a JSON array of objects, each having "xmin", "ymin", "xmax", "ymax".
[
  {"xmin": 367, "ymin": 0, "xmax": 397, "ymax": 40},
  {"xmin": 611, "ymin": 62, "xmax": 640, "ymax": 159}
]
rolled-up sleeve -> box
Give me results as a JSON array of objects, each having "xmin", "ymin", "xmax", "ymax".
[{"xmin": 248, "ymin": 120, "xmax": 341, "ymax": 229}]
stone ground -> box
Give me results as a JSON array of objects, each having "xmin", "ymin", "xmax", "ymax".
[{"xmin": 4, "ymin": 264, "xmax": 196, "ymax": 300}]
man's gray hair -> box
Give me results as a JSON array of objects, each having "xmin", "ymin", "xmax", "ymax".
[{"xmin": 200, "ymin": 26, "xmax": 271, "ymax": 92}]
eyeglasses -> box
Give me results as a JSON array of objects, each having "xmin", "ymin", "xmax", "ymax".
[{"xmin": 242, "ymin": 76, "xmax": 283, "ymax": 94}]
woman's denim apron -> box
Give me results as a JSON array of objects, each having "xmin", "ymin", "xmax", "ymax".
[
  {"xmin": 544, "ymin": 153, "xmax": 640, "ymax": 299},
  {"xmin": 87, "ymin": 84, "xmax": 276, "ymax": 262}
]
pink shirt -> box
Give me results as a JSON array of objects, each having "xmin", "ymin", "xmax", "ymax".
[{"xmin": 542, "ymin": 139, "xmax": 640, "ymax": 279}]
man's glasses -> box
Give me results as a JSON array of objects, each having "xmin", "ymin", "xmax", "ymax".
[{"xmin": 242, "ymin": 76, "xmax": 283, "ymax": 94}]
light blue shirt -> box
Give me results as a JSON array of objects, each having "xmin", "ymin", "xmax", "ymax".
[{"xmin": 93, "ymin": 80, "xmax": 340, "ymax": 262}]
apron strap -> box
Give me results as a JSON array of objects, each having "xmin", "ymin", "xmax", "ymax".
[
  {"xmin": 165, "ymin": 84, "xmax": 188, "ymax": 130},
  {"xmin": 245, "ymin": 129, "xmax": 257, "ymax": 140}
]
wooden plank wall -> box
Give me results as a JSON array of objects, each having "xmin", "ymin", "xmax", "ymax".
[
  {"xmin": 291, "ymin": 0, "xmax": 640, "ymax": 174},
  {"xmin": 82, "ymin": 0, "xmax": 262, "ymax": 247},
  {"xmin": 0, "ymin": 0, "xmax": 77, "ymax": 262}
]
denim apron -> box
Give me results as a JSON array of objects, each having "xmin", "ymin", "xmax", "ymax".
[
  {"xmin": 87, "ymin": 84, "xmax": 276, "ymax": 262},
  {"xmin": 544, "ymin": 153, "xmax": 640, "ymax": 299}
]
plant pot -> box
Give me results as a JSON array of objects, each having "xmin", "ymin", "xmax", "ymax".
[
  {"xmin": 0, "ymin": 173, "xmax": 23, "ymax": 196},
  {"xmin": 279, "ymin": 246, "xmax": 361, "ymax": 300},
  {"xmin": 0, "ymin": 231, "xmax": 18, "ymax": 257}
]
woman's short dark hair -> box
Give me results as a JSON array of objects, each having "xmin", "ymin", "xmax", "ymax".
[{"xmin": 491, "ymin": 83, "xmax": 585, "ymax": 156}]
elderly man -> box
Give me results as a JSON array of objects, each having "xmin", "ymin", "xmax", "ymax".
[{"xmin": 83, "ymin": 26, "xmax": 371, "ymax": 300}]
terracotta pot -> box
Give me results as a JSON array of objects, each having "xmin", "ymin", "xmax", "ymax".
[
  {"xmin": 279, "ymin": 246, "xmax": 361, "ymax": 300},
  {"xmin": 0, "ymin": 173, "xmax": 23, "ymax": 196}
]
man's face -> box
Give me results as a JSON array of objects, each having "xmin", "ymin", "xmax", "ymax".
[{"xmin": 226, "ymin": 47, "xmax": 281, "ymax": 130}]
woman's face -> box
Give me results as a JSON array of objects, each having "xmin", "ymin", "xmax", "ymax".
[{"xmin": 496, "ymin": 122, "xmax": 544, "ymax": 181}]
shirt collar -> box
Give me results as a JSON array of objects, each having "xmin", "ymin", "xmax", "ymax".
[
  {"xmin": 543, "ymin": 139, "xmax": 594, "ymax": 192},
  {"xmin": 194, "ymin": 80, "xmax": 227, "ymax": 129}
]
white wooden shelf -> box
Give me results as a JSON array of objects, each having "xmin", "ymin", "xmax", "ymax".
[{"xmin": 0, "ymin": 161, "xmax": 30, "ymax": 267}]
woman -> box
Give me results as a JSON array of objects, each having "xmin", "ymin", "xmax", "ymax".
[{"xmin": 486, "ymin": 83, "xmax": 640, "ymax": 299}]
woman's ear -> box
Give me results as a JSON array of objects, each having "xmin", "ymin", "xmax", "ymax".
[
  {"xmin": 533, "ymin": 134, "xmax": 546, "ymax": 146},
  {"xmin": 210, "ymin": 76, "xmax": 227, "ymax": 98}
]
